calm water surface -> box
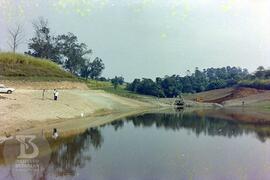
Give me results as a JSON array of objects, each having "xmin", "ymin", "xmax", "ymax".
[{"xmin": 1, "ymin": 110, "xmax": 270, "ymax": 180}]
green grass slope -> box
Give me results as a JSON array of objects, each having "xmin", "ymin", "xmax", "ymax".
[{"xmin": 0, "ymin": 53, "xmax": 74, "ymax": 80}]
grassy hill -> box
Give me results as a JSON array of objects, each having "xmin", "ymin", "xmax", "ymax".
[
  {"xmin": 0, "ymin": 53, "xmax": 156, "ymax": 101},
  {"xmin": 0, "ymin": 53, "xmax": 75, "ymax": 80}
]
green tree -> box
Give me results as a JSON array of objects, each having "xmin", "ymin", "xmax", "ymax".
[
  {"xmin": 88, "ymin": 57, "xmax": 105, "ymax": 79},
  {"xmin": 26, "ymin": 17, "xmax": 61, "ymax": 63},
  {"xmin": 161, "ymin": 76, "xmax": 181, "ymax": 97},
  {"xmin": 57, "ymin": 32, "xmax": 92, "ymax": 74},
  {"xmin": 80, "ymin": 58, "xmax": 92, "ymax": 79},
  {"xmin": 137, "ymin": 78, "xmax": 164, "ymax": 97},
  {"xmin": 81, "ymin": 57, "xmax": 105, "ymax": 80},
  {"xmin": 111, "ymin": 76, "xmax": 124, "ymax": 89},
  {"xmin": 127, "ymin": 79, "xmax": 141, "ymax": 92},
  {"xmin": 255, "ymin": 66, "xmax": 266, "ymax": 79}
]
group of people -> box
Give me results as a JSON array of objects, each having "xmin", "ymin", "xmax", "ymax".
[{"xmin": 42, "ymin": 89, "xmax": 59, "ymax": 101}]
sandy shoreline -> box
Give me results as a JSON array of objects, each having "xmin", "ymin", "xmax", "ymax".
[
  {"xmin": 0, "ymin": 88, "xmax": 157, "ymax": 136},
  {"xmin": 1, "ymin": 83, "xmax": 270, "ymax": 137}
]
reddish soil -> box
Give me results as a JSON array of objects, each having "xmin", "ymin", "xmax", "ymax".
[{"xmin": 204, "ymin": 87, "xmax": 265, "ymax": 104}]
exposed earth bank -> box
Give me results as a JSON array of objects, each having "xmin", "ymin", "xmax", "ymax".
[
  {"xmin": 182, "ymin": 87, "xmax": 270, "ymax": 124},
  {"xmin": 1, "ymin": 82, "xmax": 270, "ymax": 136},
  {"xmin": 185, "ymin": 87, "xmax": 270, "ymax": 108},
  {"xmin": 0, "ymin": 81, "xmax": 160, "ymax": 136}
]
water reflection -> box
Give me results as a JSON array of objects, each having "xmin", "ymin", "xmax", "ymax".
[
  {"xmin": 1, "ymin": 110, "xmax": 270, "ymax": 180},
  {"xmin": 48, "ymin": 128, "xmax": 103, "ymax": 177},
  {"xmin": 44, "ymin": 110, "xmax": 270, "ymax": 178},
  {"xmin": 109, "ymin": 110, "xmax": 270, "ymax": 143}
]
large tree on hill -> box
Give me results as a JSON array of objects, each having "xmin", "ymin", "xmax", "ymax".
[
  {"xmin": 26, "ymin": 18, "xmax": 105, "ymax": 78},
  {"xmin": 57, "ymin": 33, "xmax": 92, "ymax": 74},
  {"xmin": 26, "ymin": 18, "xmax": 61, "ymax": 63}
]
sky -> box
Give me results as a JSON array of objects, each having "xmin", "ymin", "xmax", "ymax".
[{"xmin": 0, "ymin": 0, "xmax": 270, "ymax": 81}]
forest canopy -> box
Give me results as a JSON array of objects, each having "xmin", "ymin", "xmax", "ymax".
[{"xmin": 127, "ymin": 66, "xmax": 270, "ymax": 97}]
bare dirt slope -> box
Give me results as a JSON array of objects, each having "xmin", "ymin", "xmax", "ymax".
[
  {"xmin": 185, "ymin": 87, "xmax": 270, "ymax": 107},
  {"xmin": 0, "ymin": 89, "xmax": 153, "ymax": 135},
  {"xmin": 223, "ymin": 90, "xmax": 270, "ymax": 107},
  {"xmin": 185, "ymin": 88, "xmax": 233, "ymax": 102}
]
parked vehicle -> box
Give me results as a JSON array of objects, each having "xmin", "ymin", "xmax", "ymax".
[{"xmin": 0, "ymin": 84, "xmax": 15, "ymax": 94}]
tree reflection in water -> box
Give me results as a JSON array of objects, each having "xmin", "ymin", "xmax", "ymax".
[
  {"xmin": 36, "ymin": 110, "xmax": 270, "ymax": 179},
  {"xmin": 109, "ymin": 111, "xmax": 270, "ymax": 143},
  {"xmin": 49, "ymin": 128, "xmax": 103, "ymax": 177}
]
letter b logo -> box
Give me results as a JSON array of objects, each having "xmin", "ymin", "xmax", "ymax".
[{"xmin": 16, "ymin": 135, "xmax": 39, "ymax": 159}]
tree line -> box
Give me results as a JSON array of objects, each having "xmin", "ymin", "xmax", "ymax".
[
  {"xmin": 8, "ymin": 18, "xmax": 105, "ymax": 79},
  {"xmin": 6, "ymin": 19, "xmax": 269, "ymax": 93},
  {"xmin": 238, "ymin": 66, "xmax": 270, "ymax": 90},
  {"xmin": 127, "ymin": 66, "xmax": 270, "ymax": 97}
]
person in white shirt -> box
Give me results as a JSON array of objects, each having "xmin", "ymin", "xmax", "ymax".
[
  {"xmin": 54, "ymin": 89, "xmax": 59, "ymax": 101},
  {"xmin": 52, "ymin": 128, "xmax": 59, "ymax": 139}
]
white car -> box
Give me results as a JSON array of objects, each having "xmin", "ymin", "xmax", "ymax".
[{"xmin": 0, "ymin": 84, "xmax": 15, "ymax": 94}]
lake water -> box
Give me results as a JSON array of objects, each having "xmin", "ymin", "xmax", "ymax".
[{"xmin": 1, "ymin": 109, "xmax": 270, "ymax": 180}]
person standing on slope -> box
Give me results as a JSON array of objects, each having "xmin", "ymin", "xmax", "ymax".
[{"xmin": 53, "ymin": 89, "xmax": 59, "ymax": 101}]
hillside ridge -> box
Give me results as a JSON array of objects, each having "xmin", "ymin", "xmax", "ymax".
[{"xmin": 0, "ymin": 53, "xmax": 74, "ymax": 79}]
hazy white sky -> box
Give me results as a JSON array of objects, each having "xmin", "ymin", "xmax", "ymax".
[{"xmin": 0, "ymin": 0, "xmax": 270, "ymax": 81}]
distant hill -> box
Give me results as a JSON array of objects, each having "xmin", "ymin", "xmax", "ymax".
[{"xmin": 0, "ymin": 53, "xmax": 75, "ymax": 80}]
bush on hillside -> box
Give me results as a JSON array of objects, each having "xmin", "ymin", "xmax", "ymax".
[{"xmin": 238, "ymin": 79, "xmax": 270, "ymax": 90}]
